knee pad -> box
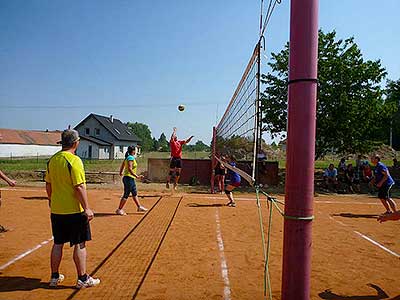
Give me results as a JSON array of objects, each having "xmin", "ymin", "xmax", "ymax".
[
  {"xmin": 175, "ymin": 171, "xmax": 180, "ymax": 177},
  {"xmin": 225, "ymin": 189, "xmax": 231, "ymax": 195},
  {"xmin": 169, "ymin": 171, "xmax": 174, "ymax": 176}
]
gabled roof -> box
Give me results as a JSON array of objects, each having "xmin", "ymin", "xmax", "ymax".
[
  {"xmin": 0, "ymin": 128, "xmax": 61, "ymax": 146},
  {"xmin": 75, "ymin": 113, "xmax": 141, "ymax": 143},
  {"xmin": 80, "ymin": 136, "xmax": 112, "ymax": 146}
]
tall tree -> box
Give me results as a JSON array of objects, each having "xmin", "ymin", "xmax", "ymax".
[
  {"xmin": 385, "ymin": 79, "xmax": 400, "ymax": 149},
  {"xmin": 127, "ymin": 122, "xmax": 153, "ymax": 152},
  {"xmin": 157, "ymin": 133, "xmax": 169, "ymax": 152},
  {"xmin": 261, "ymin": 30, "xmax": 392, "ymax": 159},
  {"xmin": 183, "ymin": 140, "xmax": 210, "ymax": 152}
]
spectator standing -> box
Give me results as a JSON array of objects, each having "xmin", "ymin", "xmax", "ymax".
[{"xmin": 45, "ymin": 129, "xmax": 100, "ymax": 288}]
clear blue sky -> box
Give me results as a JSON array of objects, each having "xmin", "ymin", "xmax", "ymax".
[{"xmin": 1, "ymin": 0, "xmax": 399, "ymax": 145}]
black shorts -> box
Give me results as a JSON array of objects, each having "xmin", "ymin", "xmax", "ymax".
[
  {"xmin": 215, "ymin": 167, "xmax": 225, "ymax": 176},
  {"xmin": 170, "ymin": 157, "xmax": 182, "ymax": 169},
  {"xmin": 51, "ymin": 213, "xmax": 91, "ymax": 246},
  {"xmin": 378, "ymin": 183, "xmax": 394, "ymax": 200}
]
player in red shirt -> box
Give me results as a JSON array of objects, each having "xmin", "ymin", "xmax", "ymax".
[{"xmin": 166, "ymin": 127, "xmax": 193, "ymax": 190}]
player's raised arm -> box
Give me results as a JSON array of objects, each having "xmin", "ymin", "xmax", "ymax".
[
  {"xmin": 170, "ymin": 127, "xmax": 177, "ymax": 142},
  {"xmin": 185, "ymin": 135, "xmax": 194, "ymax": 144}
]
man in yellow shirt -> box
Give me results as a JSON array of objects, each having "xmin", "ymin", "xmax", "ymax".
[{"xmin": 45, "ymin": 129, "xmax": 100, "ymax": 288}]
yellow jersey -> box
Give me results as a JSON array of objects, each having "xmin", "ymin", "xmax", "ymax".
[
  {"xmin": 45, "ymin": 151, "xmax": 86, "ymax": 214},
  {"xmin": 123, "ymin": 155, "xmax": 137, "ymax": 179}
]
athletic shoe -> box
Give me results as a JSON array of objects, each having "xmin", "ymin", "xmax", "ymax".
[
  {"xmin": 227, "ymin": 202, "xmax": 236, "ymax": 207},
  {"xmin": 115, "ymin": 209, "xmax": 127, "ymax": 215},
  {"xmin": 76, "ymin": 276, "xmax": 100, "ymax": 289},
  {"xmin": 166, "ymin": 182, "xmax": 170, "ymax": 188},
  {"xmin": 173, "ymin": 183, "xmax": 178, "ymax": 190},
  {"xmin": 49, "ymin": 274, "xmax": 65, "ymax": 287},
  {"xmin": 137, "ymin": 206, "xmax": 148, "ymax": 212}
]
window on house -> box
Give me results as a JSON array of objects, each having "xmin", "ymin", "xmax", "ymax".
[
  {"xmin": 95, "ymin": 128, "xmax": 100, "ymax": 135},
  {"xmin": 119, "ymin": 146, "xmax": 124, "ymax": 152},
  {"xmin": 85, "ymin": 128, "xmax": 90, "ymax": 135}
]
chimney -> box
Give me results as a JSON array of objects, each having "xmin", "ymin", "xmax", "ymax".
[{"xmin": 110, "ymin": 115, "xmax": 113, "ymax": 123}]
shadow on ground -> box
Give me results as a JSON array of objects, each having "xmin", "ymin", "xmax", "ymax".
[
  {"xmin": 331, "ymin": 213, "xmax": 379, "ymax": 219},
  {"xmin": 319, "ymin": 283, "xmax": 400, "ymax": 299},
  {"xmin": 186, "ymin": 203, "xmax": 226, "ymax": 208},
  {"xmin": 94, "ymin": 212, "xmax": 144, "ymax": 217},
  {"xmin": 22, "ymin": 196, "xmax": 48, "ymax": 200},
  {"xmin": 0, "ymin": 276, "xmax": 74, "ymax": 292}
]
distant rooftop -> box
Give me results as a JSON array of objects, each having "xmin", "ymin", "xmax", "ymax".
[
  {"xmin": 75, "ymin": 113, "xmax": 141, "ymax": 143},
  {"xmin": 0, "ymin": 128, "xmax": 61, "ymax": 146}
]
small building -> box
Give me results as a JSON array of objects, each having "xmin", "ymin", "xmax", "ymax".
[
  {"xmin": 0, "ymin": 128, "xmax": 61, "ymax": 158},
  {"xmin": 74, "ymin": 113, "xmax": 141, "ymax": 160}
]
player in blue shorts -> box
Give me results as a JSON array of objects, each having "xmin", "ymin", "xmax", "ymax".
[
  {"xmin": 371, "ymin": 155, "xmax": 397, "ymax": 215},
  {"xmin": 224, "ymin": 155, "xmax": 241, "ymax": 207}
]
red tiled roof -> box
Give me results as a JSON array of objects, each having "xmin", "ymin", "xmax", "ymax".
[{"xmin": 0, "ymin": 128, "xmax": 61, "ymax": 146}]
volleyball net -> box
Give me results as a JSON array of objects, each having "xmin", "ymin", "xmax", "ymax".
[{"xmin": 213, "ymin": 43, "xmax": 262, "ymax": 185}]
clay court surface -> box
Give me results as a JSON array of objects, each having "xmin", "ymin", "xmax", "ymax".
[{"xmin": 0, "ymin": 186, "xmax": 399, "ymax": 300}]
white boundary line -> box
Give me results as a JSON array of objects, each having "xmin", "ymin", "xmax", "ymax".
[
  {"xmin": 215, "ymin": 209, "xmax": 232, "ymax": 300},
  {"xmin": 354, "ymin": 231, "xmax": 400, "ymax": 258},
  {"xmin": 317, "ymin": 201, "xmax": 380, "ymax": 205},
  {"xmin": 328, "ymin": 215, "xmax": 400, "ymax": 258},
  {"xmin": 206, "ymin": 196, "xmax": 382, "ymax": 206},
  {"xmin": 206, "ymin": 196, "xmax": 258, "ymax": 201},
  {"xmin": 0, "ymin": 237, "xmax": 53, "ymax": 271},
  {"xmin": 328, "ymin": 215, "xmax": 348, "ymax": 227}
]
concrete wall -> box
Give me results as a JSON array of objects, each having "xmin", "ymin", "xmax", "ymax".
[
  {"xmin": 147, "ymin": 158, "xmax": 279, "ymax": 186},
  {"xmin": 148, "ymin": 158, "xmax": 212, "ymax": 185},
  {"xmin": 0, "ymin": 144, "xmax": 61, "ymax": 158}
]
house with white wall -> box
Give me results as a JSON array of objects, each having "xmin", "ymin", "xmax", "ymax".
[
  {"xmin": 0, "ymin": 128, "xmax": 61, "ymax": 158},
  {"xmin": 74, "ymin": 113, "xmax": 141, "ymax": 160}
]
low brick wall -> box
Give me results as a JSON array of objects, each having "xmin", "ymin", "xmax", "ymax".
[{"xmin": 147, "ymin": 158, "xmax": 279, "ymax": 186}]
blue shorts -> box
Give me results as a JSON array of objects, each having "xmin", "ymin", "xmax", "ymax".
[{"xmin": 122, "ymin": 176, "xmax": 137, "ymax": 198}]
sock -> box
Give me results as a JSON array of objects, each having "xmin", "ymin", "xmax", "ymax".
[
  {"xmin": 78, "ymin": 274, "xmax": 88, "ymax": 282},
  {"xmin": 51, "ymin": 272, "xmax": 59, "ymax": 279}
]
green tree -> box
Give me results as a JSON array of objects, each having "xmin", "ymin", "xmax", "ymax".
[
  {"xmin": 152, "ymin": 137, "xmax": 158, "ymax": 151},
  {"xmin": 183, "ymin": 140, "xmax": 210, "ymax": 152},
  {"xmin": 386, "ymin": 79, "xmax": 400, "ymax": 149},
  {"xmin": 157, "ymin": 133, "xmax": 169, "ymax": 152},
  {"xmin": 127, "ymin": 122, "xmax": 153, "ymax": 152},
  {"xmin": 194, "ymin": 140, "xmax": 210, "ymax": 151},
  {"xmin": 261, "ymin": 30, "xmax": 392, "ymax": 159}
]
